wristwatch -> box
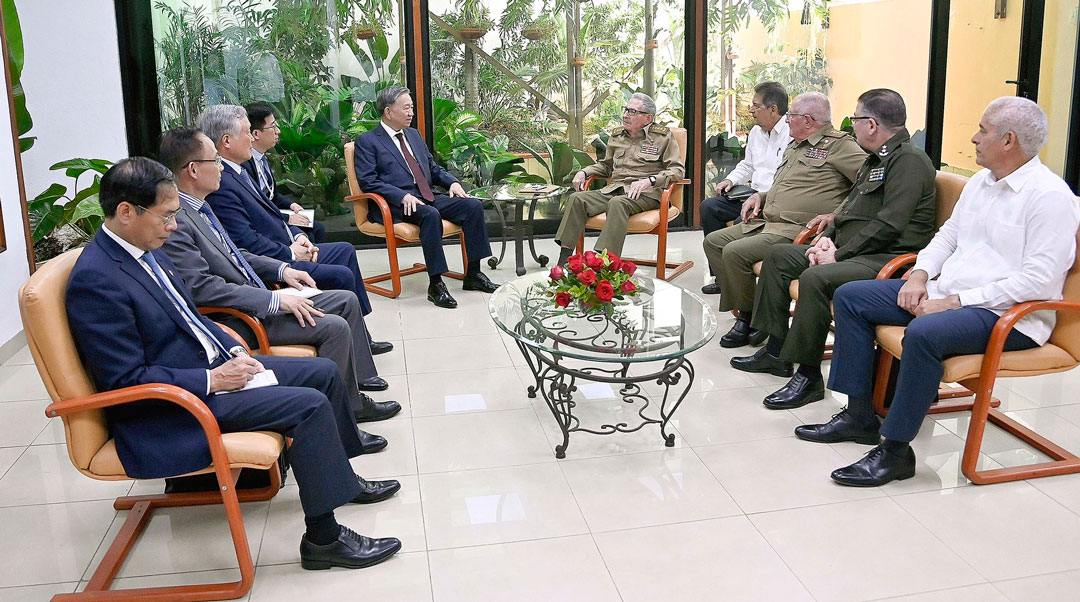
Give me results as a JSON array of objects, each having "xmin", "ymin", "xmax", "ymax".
[{"xmin": 648, "ymin": 176, "xmax": 657, "ymax": 185}]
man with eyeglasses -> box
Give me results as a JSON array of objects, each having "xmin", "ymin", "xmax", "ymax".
[
  {"xmin": 729, "ymin": 89, "xmax": 937, "ymax": 410},
  {"xmin": 554, "ymin": 92, "xmax": 685, "ymax": 262},
  {"xmin": 704, "ymin": 92, "xmax": 866, "ymax": 349},
  {"xmin": 700, "ymin": 82, "xmax": 792, "ymax": 295},
  {"xmin": 242, "ymin": 102, "xmax": 327, "ymax": 243}
]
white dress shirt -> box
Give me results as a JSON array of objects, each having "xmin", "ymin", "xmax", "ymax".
[
  {"xmin": 723, "ymin": 119, "xmax": 791, "ymax": 193},
  {"xmin": 913, "ymin": 156, "xmax": 1080, "ymax": 345},
  {"xmin": 250, "ymin": 148, "xmax": 275, "ymax": 199},
  {"xmin": 381, "ymin": 121, "xmax": 418, "ymax": 184}
]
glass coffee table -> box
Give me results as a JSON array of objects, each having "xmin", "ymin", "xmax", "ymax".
[
  {"xmin": 490, "ymin": 273, "xmax": 717, "ymax": 458},
  {"xmin": 472, "ymin": 183, "xmax": 568, "ymax": 276}
]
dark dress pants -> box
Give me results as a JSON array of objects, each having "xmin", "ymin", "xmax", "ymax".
[
  {"xmin": 206, "ymin": 355, "xmax": 363, "ymax": 517},
  {"xmin": 403, "ymin": 195, "xmax": 492, "ymax": 276},
  {"xmin": 292, "ymin": 240, "xmax": 372, "ymax": 315},
  {"xmin": 828, "ymin": 279, "xmax": 1037, "ymax": 443},
  {"xmin": 700, "ymin": 194, "xmax": 744, "ymax": 237}
]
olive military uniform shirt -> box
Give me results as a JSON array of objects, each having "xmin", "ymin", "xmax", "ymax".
[
  {"xmin": 584, "ymin": 124, "xmax": 685, "ymax": 201},
  {"xmin": 824, "ymin": 128, "xmax": 937, "ymax": 269},
  {"xmin": 748, "ymin": 122, "xmax": 865, "ymax": 239}
]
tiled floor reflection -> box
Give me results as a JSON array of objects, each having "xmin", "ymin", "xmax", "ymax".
[{"xmin": 6, "ymin": 231, "xmax": 1080, "ymax": 601}]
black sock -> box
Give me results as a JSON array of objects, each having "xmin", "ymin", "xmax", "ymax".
[
  {"xmin": 882, "ymin": 438, "xmax": 910, "ymax": 454},
  {"xmin": 738, "ymin": 310, "xmax": 752, "ymax": 324},
  {"xmin": 765, "ymin": 337, "xmax": 784, "ymax": 357},
  {"xmin": 466, "ymin": 259, "xmax": 481, "ymax": 278},
  {"xmin": 844, "ymin": 399, "xmax": 876, "ymax": 425},
  {"xmin": 304, "ymin": 511, "xmax": 341, "ymax": 545},
  {"xmin": 796, "ymin": 363, "xmax": 821, "ymax": 379},
  {"xmin": 429, "ymin": 274, "xmax": 443, "ymax": 287}
]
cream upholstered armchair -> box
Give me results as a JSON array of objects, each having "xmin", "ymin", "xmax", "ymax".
[{"xmin": 18, "ymin": 248, "xmax": 284, "ymax": 601}]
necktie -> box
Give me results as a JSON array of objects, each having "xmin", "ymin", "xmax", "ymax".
[
  {"xmin": 395, "ymin": 132, "xmax": 435, "ymax": 202},
  {"xmin": 238, "ymin": 168, "xmax": 264, "ymax": 200},
  {"xmin": 141, "ymin": 251, "xmax": 233, "ymax": 358},
  {"xmin": 238, "ymin": 168, "xmax": 292, "ymax": 237},
  {"xmin": 259, "ymin": 154, "xmax": 275, "ymax": 199},
  {"xmin": 196, "ymin": 203, "xmax": 267, "ymax": 289}
]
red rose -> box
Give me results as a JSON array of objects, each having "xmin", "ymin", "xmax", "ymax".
[
  {"xmin": 567, "ymin": 255, "xmax": 585, "ymax": 273},
  {"xmin": 554, "ymin": 292, "xmax": 572, "ymax": 307},
  {"xmin": 549, "ymin": 265, "xmax": 564, "ymax": 280},
  {"xmin": 577, "ymin": 269, "xmax": 597, "ymax": 285},
  {"xmin": 596, "ymin": 280, "xmax": 615, "ymax": 302},
  {"xmin": 621, "ymin": 260, "xmax": 638, "ymax": 276},
  {"xmin": 586, "ymin": 254, "xmax": 604, "ymax": 270},
  {"xmin": 621, "ymin": 280, "xmax": 637, "ymax": 294},
  {"xmin": 608, "ymin": 254, "xmax": 622, "ymax": 271}
]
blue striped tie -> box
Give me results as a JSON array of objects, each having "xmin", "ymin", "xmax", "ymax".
[
  {"xmin": 196, "ymin": 203, "xmax": 267, "ymax": 289},
  {"xmin": 141, "ymin": 251, "xmax": 233, "ymax": 358}
]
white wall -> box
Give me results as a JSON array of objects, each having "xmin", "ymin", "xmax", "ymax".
[
  {"xmin": 17, "ymin": 0, "xmax": 128, "ymax": 203},
  {"xmin": 0, "ymin": 46, "xmax": 31, "ymax": 348}
]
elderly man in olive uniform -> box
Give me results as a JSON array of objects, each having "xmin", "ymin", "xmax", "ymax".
[
  {"xmin": 705, "ymin": 92, "xmax": 866, "ymax": 348},
  {"xmin": 730, "ymin": 89, "xmax": 937, "ymax": 410},
  {"xmin": 555, "ymin": 92, "xmax": 685, "ymax": 262}
]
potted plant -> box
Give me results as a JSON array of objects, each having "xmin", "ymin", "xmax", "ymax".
[
  {"xmin": 522, "ymin": 13, "xmax": 556, "ymax": 40},
  {"xmin": 28, "ymin": 158, "xmax": 114, "ymax": 264},
  {"xmin": 455, "ymin": 0, "xmax": 494, "ymax": 39}
]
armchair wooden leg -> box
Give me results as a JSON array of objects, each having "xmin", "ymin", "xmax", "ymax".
[
  {"xmin": 363, "ymin": 235, "xmax": 426, "ymax": 298},
  {"xmin": 444, "ymin": 233, "xmax": 468, "ymax": 282},
  {"xmin": 625, "ymin": 230, "xmax": 693, "ymax": 282},
  {"xmin": 576, "ymin": 234, "xmax": 585, "ymax": 255}
]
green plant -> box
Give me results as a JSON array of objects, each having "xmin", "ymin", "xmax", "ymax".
[
  {"xmin": 454, "ymin": 0, "xmax": 494, "ymax": 30},
  {"xmin": 2, "ymin": 0, "xmax": 33, "ymax": 151},
  {"xmin": 516, "ymin": 137, "xmax": 594, "ymax": 186},
  {"xmin": 28, "ymin": 159, "xmax": 114, "ymax": 262},
  {"xmin": 430, "ymin": 98, "xmax": 530, "ymax": 187}
]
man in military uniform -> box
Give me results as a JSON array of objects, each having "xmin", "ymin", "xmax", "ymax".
[
  {"xmin": 555, "ymin": 92, "xmax": 685, "ymax": 262},
  {"xmin": 730, "ymin": 89, "xmax": 937, "ymax": 410},
  {"xmin": 705, "ymin": 92, "xmax": 866, "ymax": 348}
]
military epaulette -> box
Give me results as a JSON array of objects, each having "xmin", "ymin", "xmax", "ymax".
[
  {"xmin": 822, "ymin": 128, "xmax": 852, "ymax": 139},
  {"xmin": 611, "ymin": 126, "xmax": 626, "ymax": 136},
  {"xmin": 648, "ymin": 124, "xmax": 669, "ymax": 134}
]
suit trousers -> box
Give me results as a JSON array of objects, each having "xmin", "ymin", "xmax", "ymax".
[
  {"xmin": 218, "ymin": 290, "xmax": 378, "ymax": 415},
  {"xmin": 829, "ymin": 279, "xmax": 1037, "ymax": 442},
  {"xmin": 555, "ymin": 190, "xmax": 660, "ymax": 257},
  {"xmin": 703, "ymin": 225, "xmax": 792, "ymax": 313},
  {"xmin": 292, "ymin": 241, "xmax": 372, "ymax": 315},
  {"xmin": 403, "ymin": 195, "xmax": 492, "ymax": 276},
  {"xmin": 751, "ymin": 244, "xmax": 880, "ymax": 366},
  {"xmin": 208, "ymin": 355, "xmax": 364, "ymax": 517},
  {"xmin": 700, "ymin": 195, "xmax": 744, "ymax": 237}
]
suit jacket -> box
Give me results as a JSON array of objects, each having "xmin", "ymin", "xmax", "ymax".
[
  {"xmin": 353, "ymin": 124, "xmax": 458, "ymax": 224},
  {"xmin": 161, "ymin": 203, "xmax": 288, "ymax": 320},
  {"xmin": 207, "ymin": 166, "xmax": 302, "ymax": 262},
  {"xmin": 242, "ymin": 155, "xmax": 295, "ymax": 210},
  {"xmin": 66, "ymin": 230, "xmax": 239, "ymax": 478}
]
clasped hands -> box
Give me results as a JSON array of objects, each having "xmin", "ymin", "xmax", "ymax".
[
  {"xmin": 897, "ymin": 270, "xmax": 961, "ymax": 316},
  {"xmin": 401, "ymin": 182, "xmax": 468, "ymax": 216},
  {"xmin": 289, "ymin": 235, "xmax": 319, "ymax": 262},
  {"xmin": 571, "ymin": 171, "xmax": 652, "ymax": 200}
]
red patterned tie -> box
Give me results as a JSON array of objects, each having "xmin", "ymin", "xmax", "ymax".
[{"xmin": 396, "ymin": 132, "xmax": 435, "ymax": 202}]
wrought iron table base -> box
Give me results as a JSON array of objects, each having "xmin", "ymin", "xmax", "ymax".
[
  {"xmin": 487, "ymin": 196, "xmax": 549, "ymax": 275},
  {"xmin": 514, "ymin": 338, "xmax": 695, "ymax": 459}
]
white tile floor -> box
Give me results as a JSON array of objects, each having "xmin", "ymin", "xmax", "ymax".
[{"xmin": 4, "ymin": 230, "xmax": 1080, "ymax": 601}]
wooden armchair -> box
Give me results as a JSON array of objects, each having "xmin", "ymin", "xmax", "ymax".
[
  {"xmin": 575, "ymin": 127, "xmax": 693, "ymax": 281},
  {"xmin": 343, "ymin": 141, "xmax": 467, "ymax": 298},
  {"xmin": 196, "ymin": 307, "xmax": 315, "ymax": 358},
  {"xmin": 18, "ymin": 248, "xmax": 284, "ymax": 601}
]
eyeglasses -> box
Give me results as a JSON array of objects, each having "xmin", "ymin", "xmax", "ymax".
[
  {"xmin": 135, "ymin": 205, "xmax": 182, "ymax": 226},
  {"xmin": 786, "ymin": 112, "xmax": 814, "ymax": 121},
  {"xmin": 256, "ymin": 123, "xmax": 281, "ymax": 131},
  {"xmin": 186, "ymin": 156, "xmax": 223, "ymax": 168},
  {"xmin": 848, "ymin": 115, "xmax": 874, "ymax": 124},
  {"xmin": 622, "ymin": 107, "xmax": 651, "ymax": 117}
]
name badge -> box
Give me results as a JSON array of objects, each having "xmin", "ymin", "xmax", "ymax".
[
  {"xmin": 868, "ymin": 167, "xmax": 886, "ymax": 182},
  {"xmin": 805, "ymin": 147, "xmax": 829, "ymax": 160},
  {"xmin": 641, "ymin": 144, "xmax": 660, "ymax": 155}
]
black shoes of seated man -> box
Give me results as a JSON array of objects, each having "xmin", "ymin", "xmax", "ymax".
[
  {"xmin": 462, "ymin": 271, "xmax": 499, "ymax": 293},
  {"xmin": 831, "ymin": 443, "xmax": 917, "ymax": 487},
  {"xmin": 369, "ymin": 341, "xmax": 394, "ymax": 356},
  {"xmin": 763, "ymin": 373, "xmax": 825, "ymax": 410},
  {"xmin": 356, "ymin": 429, "xmax": 388, "ymax": 454},
  {"xmin": 354, "ymin": 393, "xmax": 401, "ymax": 423},
  {"xmin": 358, "ymin": 376, "xmax": 389, "ymax": 391},
  {"xmin": 795, "ymin": 409, "xmax": 882, "ymax": 445},
  {"xmin": 719, "ymin": 319, "xmax": 768, "ymax": 348},
  {"xmin": 300, "ymin": 526, "xmax": 402, "ymax": 570},
  {"xmin": 428, "ymin": 281, "xmax": 458, "ymax": 309},
  {"xmin": 730, "ymin": 347, "xmax": 793, "ymax": 377},
  {"xmin": 701, "ymin": 281, "xmax": 722, "ymax": 295},
  {"xmin": 351, "ymin": 475, "xmax": 401, "ymax": 504}
]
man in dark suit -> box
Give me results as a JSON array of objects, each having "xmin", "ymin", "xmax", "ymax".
[
  {"xmin": 158, "ymin": 127, "xmax": 399, "ymax": 422},
  {"xmin": 353, "ymin": 85, "xmax": 497, "ymax": 309},
  {"xmin": 197, "ymin": 105, "xmax": 376, "ymax": 319},
  {"xmin": 242, "ymin": 101, "xmax": 326, "ymax": 243},
  {"xmin": 66, "ymin": 157, "xmax": 401, "ymax": 570}
]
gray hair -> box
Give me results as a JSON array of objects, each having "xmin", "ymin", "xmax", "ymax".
[
  {"xmin": 629, "ymin": 92, "xmax": 656, "ymax": 116},
  {"xmin": 983, "ymin": 96, "xmax": 1049, "ymax": 157},
  {"xmin": 792, "ymin": 92, "xmax": 831, "ymax": 123},
  {"xmin": 196, "ymin": 104, "xmax": 247, "ymax": 148},
  {"xmin": 376, "ymin": 86, "xmax": 412, "ymax": 117}
]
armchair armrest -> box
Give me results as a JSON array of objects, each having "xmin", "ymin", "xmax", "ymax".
[
  {"xmin": 345, "ymin": 193, "xmax": 397, "ymax": 240},
  {"xmin": 198, "ymin": 307, "xmax": 267, "ymax": 355},
  {"xmin": 793, "ymin": 221, "xmax": 827, "ymax": 245},
  {"xmin": 583, "ymin": 175, "xmax": 605, "ymax": 190},
  {"xmin": 977, "ymin": 300, "xmax": 1080, "ymax": 381},
  {"xmin": 876, "ymin": 253, "xmax": 918, "ymax": 279}
]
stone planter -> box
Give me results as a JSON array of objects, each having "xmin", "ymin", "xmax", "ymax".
[{"xmin": 458, "ymin": 27, "xmax": 489, "ymax": 39}]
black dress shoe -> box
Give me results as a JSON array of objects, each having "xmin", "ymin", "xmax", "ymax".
[
  {"xmin": 358, "ymin": 376, "xmax": 389, "ymax": 391},
  {"xmin": 701, "ymin": 281, "xmax": 722, "ymax": 295},
  {"xmin": 356, "ymin": 429, "xmax": 388, "ymax": 454},
  {"xmin": 462, "ymin": 271, "xmax": 499, "ymax": 293},
  {"xmin": 351, "ymin": 476, "xmax": 402, "ymax": 504},
  {"xmin": 719, "ymin": 319, "xmax": 752, "ymax": 348},
  {"xmin": 831, "ymin": 444, "xmax": 916, "ymax": 487},
  {"xmin": 730, "ymin": 347, "xmax": 793, "ymax": 377},
  {"xmin": 747, "ymin": 328, "xmax": 768, "ymax": 347},
  {"xmin": 300, "ymin": 526, "xmax": 402, "ymax": 570},
  {"xmin": 369, "ymin": 341, "xmax": 393, "ymax": 355},
  {"xmin": 353, "ymin": 394, "xmax": 401, "ymax": 423},
  {"xmin": 428, "ymin": 281, "xmax": 458, "ymax": 308},
  {"xmin": 763, "ymin": 373, "xmax": 825, "ymax": 410},
  {"xmin": 795, "ymin": 409, "xmax": 881, "ymax": 445}
]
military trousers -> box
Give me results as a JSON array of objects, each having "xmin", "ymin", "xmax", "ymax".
[
  {"xmin": 704, "ymin": 225, "xmax": 791, "ymax": 313},
  {"xmin": 555, "ymin": 190, "xmax": 660, "ymax": 257},
  {"xmin": 750, "ymin": 244, "xmax": 880, "ymax": 366}
]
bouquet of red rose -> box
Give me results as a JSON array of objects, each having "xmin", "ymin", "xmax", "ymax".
[{"xmin": 545, "ymin": 250, "xmax": 639, "ymax": 313}]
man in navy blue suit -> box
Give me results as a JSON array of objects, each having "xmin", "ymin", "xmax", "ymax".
[
  {"xmin": 241, "ymin": 101, "xmax": 327, "ymax": 243},
  {"xmin": 353, "ymin": 85, "xmax": 497, "ymax": 309},
  {"xmin": 66, "ymin": 157, "xmax": 402, "ymax": 570},
  {"xmin": 198, "ymin": 105, "xmax": 381, "ymax": 328}
]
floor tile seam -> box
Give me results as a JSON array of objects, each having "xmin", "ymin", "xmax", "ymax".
[
  {"xmin": 400, "ymin": 328, "xmax": 501, "ymax": 342},
  {"xmin": 0, "ymin": 490, "xmax": 141, "ymax": 510},
  {"xmin": 0, "ymin": 396, "xmax": 54, "ymax": 404},
  {"xmin": 861, "ymin": 580, "xmax": 998, "ymax": 601},
  {"xmin": 1027, "ymin": 476, "xmax": 1080, "ymax": 520},
  {"xmin": 0, "ymin": 441, "xmax": 35, "ymax": 485},
  {"xmin": 988, "ymin": 565, "xmax": 1080, "ymax": 592},
  {"xmin": 421, "ymin": 529, "xmax": 598, "ymax": 553},
  {"xmin": 410, "ymin": 404, "xmax": 547, "ymax": 420},
  {"xmin": 249, "ymin": 490, "xmax": 275, "ymax": 568},
  {"xmin": 584, "ymin": 532, "xmax": 628, "ymax": 602},
  {"xmin": 0, "ymin": 581, "xmax": 79, "ymax": 593},
  {"xmin": 681, "ymin": 437, "xmax": 752, "ymax": 516},
  {"xmin": 78, "ymin": 506, "xmax": 126, "ymax": 584},
  {"xmin": 551, "ymin": 433, "xmax": 620, "ymax": 536},
  {"xmin": 407, "ymin": 402, "xmax": 435, "ymax": 598},
  {"xmin": 739, "ymin": 508, "xmax": 820, "ymax": 601}
]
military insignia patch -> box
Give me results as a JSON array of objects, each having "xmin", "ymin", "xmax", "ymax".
[
  {"xmin": 641, "ymin": 144, "xmax": 660, "ymax": 154},
  {"xmin": 878, "ymin": 144, "xmax": 890, "ymax": 156},
  {"xmin": 805, "ymin": 147, "xmax": 830, "ymax": 160},
  {"xmin": 868, "ymin": 167, "xmax": 886, "ymax": 182}
]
